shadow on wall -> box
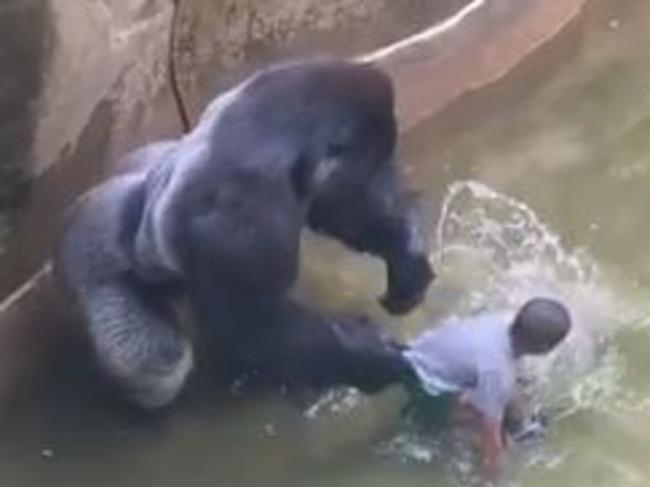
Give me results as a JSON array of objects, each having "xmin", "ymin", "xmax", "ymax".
[{"xmin": 0, "ymin": 0, "xmax": 51, "ymax": 219}]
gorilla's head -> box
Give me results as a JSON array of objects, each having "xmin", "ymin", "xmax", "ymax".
[
  {"xmin": 134, "ymin": 59, "xmax": 430, "ymax": 304},
  {"xmin": 235, "ymin": 58, "xmax": 398, "ymax": 199}
]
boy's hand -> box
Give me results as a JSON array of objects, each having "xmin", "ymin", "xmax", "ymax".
[
  {"xmin": 455, "ymin": 391, "xmax": 477, "ymax": 422},
  {"xmin": 455, "ymin": 393, "xmax": 506, "ymax": 479},
  {"xmin": 480, "ymin": 417, "xmax": 506, "ymax": 481}
]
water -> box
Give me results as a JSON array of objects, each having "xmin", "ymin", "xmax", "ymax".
[
  {"xmin": 376, "ymin": 180, "xmax": 642, "ymax": 486},
  {"xmin": 3, "ymin": 0, "xmax": 650, "ymax": 485}
]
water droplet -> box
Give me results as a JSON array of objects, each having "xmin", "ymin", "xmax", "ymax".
[
  {"xmin": 263, "ymin": 423, "xmax": 277, "ymax": 437},
  {"xmin": 41, "ymin": 448, "xmax": 54, "ymax": 460}
]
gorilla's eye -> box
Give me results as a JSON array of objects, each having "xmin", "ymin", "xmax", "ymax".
[
  {"xmin": 196, "ymin": 190, "xmax": 219, "ymax": 213},
  {"xmin": 327, "ymin": 142, "xmax": 347, "ymax": 159},
  {"xmin": 290, "ymin": 154, "xmax": 313, "ymax": 200}
]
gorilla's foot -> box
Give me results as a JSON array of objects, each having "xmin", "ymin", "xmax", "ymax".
[
  {"xmin": 123, "ymin": 339, "xmax": 194, "ymax": 409},
  {"xmin": 90, "ymin": 312, "xmax": 195, "ymax": 410}
]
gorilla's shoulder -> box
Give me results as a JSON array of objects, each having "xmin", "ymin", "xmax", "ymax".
[
  {"xmin": 240, "ymin": 58, "xmax": 394, "ymax": 109},
  {"xmin": 116, "ymin": 140, "xmax": 179, "ymax": 176}
]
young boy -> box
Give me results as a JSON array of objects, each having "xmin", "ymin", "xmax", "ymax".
[{"xmin": 403, "ymin": 298, "xmax": 571, "ymax": 476}]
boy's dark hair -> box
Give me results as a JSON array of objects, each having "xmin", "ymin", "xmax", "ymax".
[{"xmin": 510, "ymin": 298, "xmax": 571, "ymax": 356}]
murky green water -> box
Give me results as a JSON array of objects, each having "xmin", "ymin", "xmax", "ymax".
[{"xmin": 2, "ymin": 0, "xmax": 650, "ymax": 485}]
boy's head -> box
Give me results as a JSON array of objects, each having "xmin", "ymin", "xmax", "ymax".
[{"xmin": 510, "ymin": 298, "xmax": 571, "ymax": 357}]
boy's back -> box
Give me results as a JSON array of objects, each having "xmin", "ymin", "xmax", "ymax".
[
  {"xmin": 405, "ymin": 311, "xmax": 517, "ymax": 421},
  {"xmin": 402, "ymin": 299, "xmax": 571, "ymax": 478}
]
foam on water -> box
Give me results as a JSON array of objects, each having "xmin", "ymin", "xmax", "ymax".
[{"xmin": 304, "ymin": 388, "xmax": 365, "ymax": 420}]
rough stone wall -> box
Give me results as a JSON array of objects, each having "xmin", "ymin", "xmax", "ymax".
[
  {"xmin": 32, "ymin": 0, "xmax": 178, "ymax": 175},
  {"xmin": 0, "ymin": 1, "xmax": 50, "ymax": 249},
  {"xmin": 171, "ymin": 0, "xmax": 469, "ymax": 120},
  {"xmin": 0, "ymin": 0, "xmax": 179, "ymax": 301}
]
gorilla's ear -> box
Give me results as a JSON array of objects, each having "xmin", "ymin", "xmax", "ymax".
[{"xmin": 289, "ymin": 153, "xmax": 315, "ymax": 201}]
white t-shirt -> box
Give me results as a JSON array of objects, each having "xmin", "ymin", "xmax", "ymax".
[{"xmin": 404, "ymin": 311, "xmax": 517, "ymax": 422}]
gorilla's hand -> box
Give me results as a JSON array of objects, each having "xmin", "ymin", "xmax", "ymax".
[
  {"xmin": 380, "ymin": 251, "xmax": 434, "ymax": 315},
  {"xmin": 330, "ymin": 315, "xmax": 414, "ymax": 393},
  {"xmin": 240, "ymin": 302, "xmax": 413, "ymax": 394}
]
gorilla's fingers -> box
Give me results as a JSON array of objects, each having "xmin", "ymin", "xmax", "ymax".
[
  {"xmin": 84, "ymin": 283, "xmax": 194, "ymax": 409},
  {"xmin": 381, "ymin": 252, "xmax": 434, "ymax": 315}
]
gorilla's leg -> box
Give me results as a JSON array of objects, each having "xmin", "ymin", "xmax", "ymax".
[
  {"xmin": 308, "ymin": 161, "xmax": 434, "ymax": 315},
  {"xmin": 80, "ymin": 279, "xmax": 193, "ymax": 409}
]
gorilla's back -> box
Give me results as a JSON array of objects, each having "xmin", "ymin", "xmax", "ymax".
[{"xmin": 57, "ymin": 175, "xmax": 146, "ymax": 293}]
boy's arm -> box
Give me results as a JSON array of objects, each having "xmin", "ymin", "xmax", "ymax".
[
  {"xmin": 457, "ymin": 392, "xmax": 505, "ymax": 478},
  {"xmin": 503, "ymin": 388, "xmax": 528, "ymax": 438},
  {"xmin": 478, "ymin": 413, "xmax": 505, "ymax": 479}
]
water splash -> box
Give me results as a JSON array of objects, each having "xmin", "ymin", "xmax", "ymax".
[
  {"xmin": 434, "ymin": 180, "xmax": 599, "ymax": 297},
  {"xmin": 302, "ymin": 181, "xmax": 645, "ymax": 482},
  {"xmin": 377, "ymin": 425, "xmax": 484, "ymax": 486},
  {"xmin": 383, "ymin": 180, "xmax": 644, "ymax": 477},
  {"xmin": 432, "ymin": 181, "xmax": 626, "ymax": 383},
  {"xmin": 304, "ymin": 388, "xmax": 364, "ymax": 420}
]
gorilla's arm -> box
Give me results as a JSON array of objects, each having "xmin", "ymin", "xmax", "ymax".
[
  {"xmin": 188, "ymin": 267, "xmax": 411, "ymax": 393},
  {"xmin": 56, "ymin": 175, "xmax": 193, "ymax": 410},
  {"xmin": 307, "ymin": 161, "xmax": 434, "ymax": 315},
  {"xmin": 262, "ymin": 301, "xmax": 414, "ymax": 393}
]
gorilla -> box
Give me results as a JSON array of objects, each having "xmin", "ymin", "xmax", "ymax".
[{"xmin": 55, "ymin": 59, "xmax": 434, "ymax": 409}]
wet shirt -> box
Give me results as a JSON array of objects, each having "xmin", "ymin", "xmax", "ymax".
[{"xmin": 404, "ymin": 311, "xmax": 517, "ymax": 422}]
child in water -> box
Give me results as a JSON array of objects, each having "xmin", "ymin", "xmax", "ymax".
[{"xmin": 402, "ymin": 298, "xmax": 571, "ymax": 477}]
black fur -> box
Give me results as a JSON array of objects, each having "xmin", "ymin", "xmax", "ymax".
[{"xmin": 56, "ymin": 59, "xmax": 433, "ymax": 409}]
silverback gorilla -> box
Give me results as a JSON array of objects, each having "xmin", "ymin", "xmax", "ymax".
[{"xmin": 56, "ymin": 59, "xmax": 434, "ymax": 409}]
